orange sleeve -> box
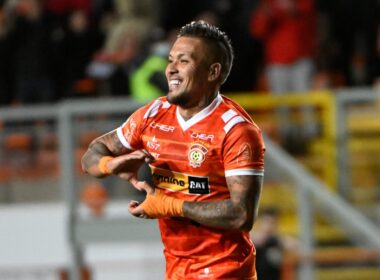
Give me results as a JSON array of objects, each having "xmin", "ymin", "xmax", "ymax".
[
  {"xmin": 116, "ymin": 98, "xmax": 169, "ymax": 150},
  {"xmin": 222, "ymin": 122, "xmax": 265, "ymax": 176},
  {"xmin": 116, "ymin": 108, "xmax": 145, "ymax": 150},
  {"xmin": 116, "ymin": 98, "xmax": 164, "ymax": 150}
]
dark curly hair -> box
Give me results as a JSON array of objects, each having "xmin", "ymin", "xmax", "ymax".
[{"xmin": 178, "ymin": 20, "xmax": 234, "ymax": 84}]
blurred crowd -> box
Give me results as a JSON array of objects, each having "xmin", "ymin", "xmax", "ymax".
[{"xmin": 0, "ymin": 0, "xmax": 380, "ymax": 106}]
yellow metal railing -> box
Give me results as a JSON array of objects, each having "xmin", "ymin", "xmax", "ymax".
[
  {"xmin": 282, "ymin": 247, "xmax": 380, "ymax": 280},
  {"xmin": 227, "ymin": 91, "xmax": 337, "ymax": 189}
]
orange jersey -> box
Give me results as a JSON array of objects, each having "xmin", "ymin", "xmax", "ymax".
[{"xmin": 117, "ymin": 94, "xmax": 265, "ymax": 279}]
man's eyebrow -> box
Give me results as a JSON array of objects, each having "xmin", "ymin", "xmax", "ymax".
[{"xmin": 168, "ymin": 53, "xmax": 189, "ymax": 59}]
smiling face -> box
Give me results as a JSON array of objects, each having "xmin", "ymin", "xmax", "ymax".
[{"xmin": 165, "ymin": 36, "xmax": 219, "ymax": 109}]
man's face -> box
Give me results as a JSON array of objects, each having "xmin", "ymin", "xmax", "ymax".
[{"xmin": 165, "ymin": 36, "xmax": 211, "ymax": 107}]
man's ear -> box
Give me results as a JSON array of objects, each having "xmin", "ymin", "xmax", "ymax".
[{"xmin": 208, "ymin": 63, "xmax": 222, "ymax": 82}]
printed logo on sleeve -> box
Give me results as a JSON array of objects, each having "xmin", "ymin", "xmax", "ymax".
[
  {"xmin": 188, "ymin": 176, "xmax": 210, "ymax": 194},
  {"xmin": 237, "ymin": 143, "xmax": 252, "ymax": 166},
  {"xmin": 124, "ymin": 118, "xmax": 137, "ymax": 143}
]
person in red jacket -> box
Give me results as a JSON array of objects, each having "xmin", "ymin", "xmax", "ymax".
[{"xmin": 250, "ymin": 0, "xmax": 318, "ymax": 148}]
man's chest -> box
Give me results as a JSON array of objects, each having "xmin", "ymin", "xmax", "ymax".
[{"xmin": 141, "ymin": 120, "xmax": 224, "ymax": 170}]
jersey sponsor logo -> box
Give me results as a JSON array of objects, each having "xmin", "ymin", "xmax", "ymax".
[
  {"xmin": 188, "ymin": 143, "xmax": 208, "ymax": 168},
  {"xmin": 190, "ymin": 132, "xmax": 214, "ymax": 141},
  {"xmin": 150, "ymin": 121, "xmax": 175, "ymax": 132},
  {"xmin": 188, "ymin": 176, "xmax": 210, "ymax": 194},
  {"xmin": 237, "ymin": 143, "xmax": 252, "ymax": 166},
  {"xmin": 147, "ymin": 136, "xmax": 160, "ymax": 150},
  {"xmin": 150, "ymin": 166, "xmax": 209, "ymax": 194},
  {"xmin": 153, "ymin": 173, "xmax": 186, "ymax": 187},
  {"xmin": 151, "ymin": 167, "xmax": 188, "ymax": 192}
]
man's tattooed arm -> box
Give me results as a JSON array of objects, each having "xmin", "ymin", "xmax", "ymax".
[
  {"xmin": 182, "ymin": 175, "xmax": 263, "ymax": 231},
  {"xmin": 81, "ymin": 129, "xmax": 131, "ymax": 177}
]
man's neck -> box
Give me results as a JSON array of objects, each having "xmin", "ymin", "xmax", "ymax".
[{"xmin": 178, "ymin": 91, "xmax": 219, "ymax": 121}]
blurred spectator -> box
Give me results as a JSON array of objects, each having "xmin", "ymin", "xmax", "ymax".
[
  {"xmin": 250, "ymin": 0, "xmax": 318, "ymax": 151},
  {"xmin": 310, "ymin": 70, "xmax": 345, "ymax": 90},
  {"xmin": 1, "ymin": 0, "xmax": 379, "ymax": 106},
  {"xmin": 128, "ymin": 29, "xmax": 176, "ymax": 103},
  {"xmin": 322, "ymin": 0, "xmax": 379, "ymax": 87},
  {"xmin": 374, "ymin": 25, "xmax": 380, "ymax": 91},
  {"xmin": 211, "ymin": 0, "xmax": 262, "ymax": 92},
  {"xmin": 61, "ymin": 9, "xmax": 103, "ymax": 98},
  {"xmin": 90, "ymin": 0, "xmax": 115, "ymax": 25},
  {"xmin": 44, "ymin": 0, "xmax": 91, "ymax": 17},
  {"xmin": 251, "ymin": 208, "xmax": 298, "ymax": 280},
  {"xmin": 0, "ymin": 7, "xmax": 12, "ymax": 105},
  {"xmin": 157, "ymin": 0, "xmax": 210, "ymax": 32},
  {"xmin": 86, "ymin": 27, "xmax": 139, "ymax": 97},
  {"xmin": 250, "ymin": 0, "xmax": 316, "ymax": 93},
  {"xmin": 10, "ymin": 0, "xmax": 56, "ymax": 104},
  {"xmin": 86, "ymin": 0, "xmax": 158, "ymax": 97},
  {"xmin": 309, "ymin": 1, "xmax": 346, "ymax": 90}
]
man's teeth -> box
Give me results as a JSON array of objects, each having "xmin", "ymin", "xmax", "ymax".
[{"xmin": 169, "ymin": 80, "xmax": 180, "ymax": 85}]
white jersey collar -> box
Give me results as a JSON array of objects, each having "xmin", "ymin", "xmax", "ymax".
[{"xmin": 176, "ymin": 93, "xmax": 223, "ymax": 131}]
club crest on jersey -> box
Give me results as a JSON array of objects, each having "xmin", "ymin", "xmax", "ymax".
[{"xmin": 188, "ymin": 143, "xmax": 208, "ymax": 168}]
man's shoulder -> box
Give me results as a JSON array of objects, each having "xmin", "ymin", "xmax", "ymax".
[
  {"xmin": 140, "ymin": 96, "xmax": 174, "ymax": 119},
  {"xmin": 218, "ymin": 95, "xmax": 261, "ymax": 134},
  {"xmin": 220, "ymin": 95, "xmax": 252, "ymax": 119}
]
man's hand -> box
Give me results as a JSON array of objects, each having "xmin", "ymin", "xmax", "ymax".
[
  {"xmin": 81, "ymin": 130, "xmax": 154, "ymax": 179},
  {"xmin": 107, "ymin": 150, "xmax": 155, "ymax": 183},
  {"xmin": 128, "ymin": 181, "xmax": 184, "ymax": 219},
  {"xmin": 128, "ymin": 181, "xmax": 155, "ymax": 218}
]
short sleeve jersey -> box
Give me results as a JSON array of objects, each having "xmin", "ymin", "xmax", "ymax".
[{"xmin": 117, "ymin": 94, "xmax": 265, "ymax": 262}]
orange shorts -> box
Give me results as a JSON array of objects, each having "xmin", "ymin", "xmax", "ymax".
[{"xmin": 164, "ymin": 251, "xmax": 257, "ymax": 280}]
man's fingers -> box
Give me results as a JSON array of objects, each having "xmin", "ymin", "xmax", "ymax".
[
  {"xmin": 111, "ymin": 151, "xmax": 153, "ymax": 174},
  {"xmin": 108, "ymin": 150, "xmax": 155, "ymax": 179},
  {"xmin": 134, "ymin": 181, "xmax": 155, "ymax": 195},
  {"xmin": 122, "ymin": 150, "xmax": 154, "ymax": 162},
  {"xmin": 128, "ymin": 200, "xmax": 140, "ymax": 208},
  {"xmin": 129, "ymin": 177, "xmax": 144, "ymax": 191},
  {"xmin": 128, "ymin": 200, "xmax": 145, "ymax": 217},
  {"xmin": 129, "ymin": 179, "xmax": 147, "ymax": 193},
  {"xmin": 141, "ymin": 149, "xmax": 155, "ymax": 162}
]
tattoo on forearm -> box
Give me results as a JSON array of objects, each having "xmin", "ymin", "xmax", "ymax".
[
  {"xmin": 182, "ymin": 175, "xmax": 262, "ymax": 230},
  {"xmin": 82, "ymin": 142, "xmax": 108, "ymax": 173},
  {"xmin": 108, "ymin": 131, "xmax": 127, "ymax": 154},
  {"xmin": 82, "ymin": 130, "xmax": 128, "ymax": 174},
  {"xmin": 183, "ymin": 199, "xmax": 242, "ymax": 228}
]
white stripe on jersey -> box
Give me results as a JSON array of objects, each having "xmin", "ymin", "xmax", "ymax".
[
  {"xmin": 225, "ymin": 169, "xmax": 264, "ymax": 177},
  {"xmin": 162, "ymin": 101, "xmax": 171, "ymax": 108},
  {"xmin": 221, "ymin": 109, "xmax": 238, "ymax": 123},
  {"xmin": 223, "ymin": 116, "xmax": 245, "ymax": 133},
  {"xmin": 143, "ymin": 99, "xmax": 162, "ymax": 119},
  {"xmin": 116, "ymin": 127, "xmax": 133, "ymax": 150}
]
